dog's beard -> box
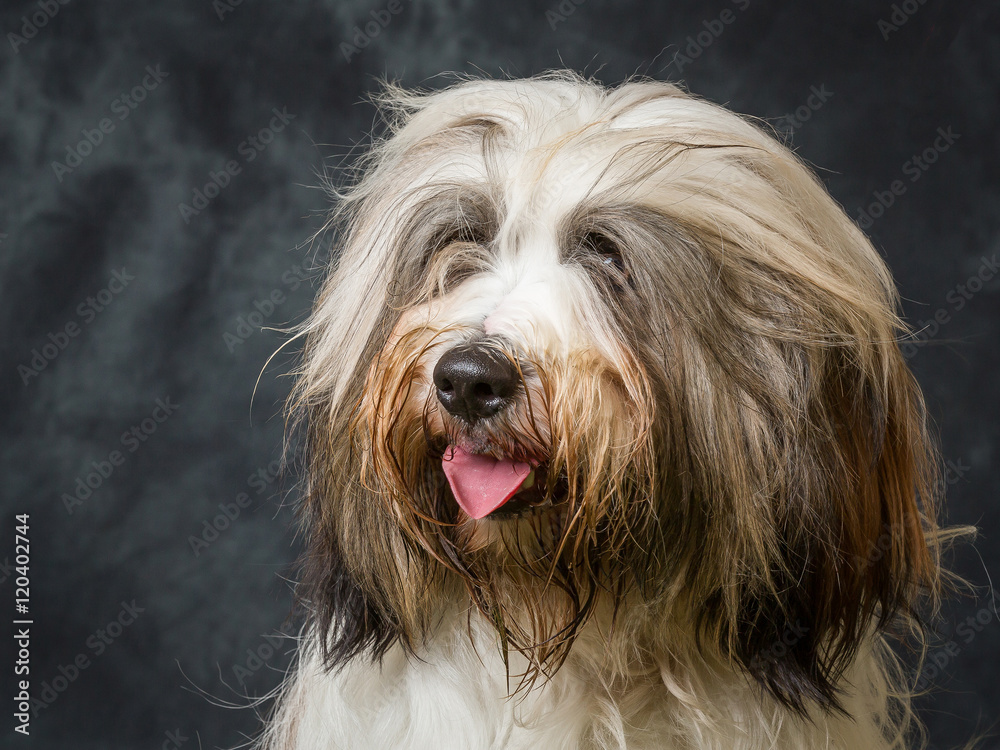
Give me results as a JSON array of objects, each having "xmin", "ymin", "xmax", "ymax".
[{"xmin": 353, "ymin": 322, "xmax": 656, "ymax": 682}]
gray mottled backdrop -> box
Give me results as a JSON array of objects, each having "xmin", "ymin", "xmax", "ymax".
[{"xmin": 1, "ymin": 0, "xmax": 997, "ymax": 748}]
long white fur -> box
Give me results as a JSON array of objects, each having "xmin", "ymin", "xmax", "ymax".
[
  {"xmin": 264, "ymin": 610, "xmax": 902, "ymax": 749},
  {"xmin": 261, "ymin": 73, "xmax": 919, "ymax": 749}
]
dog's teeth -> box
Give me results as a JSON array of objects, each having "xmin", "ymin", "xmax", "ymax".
[{"xmin": 521, "ymin": 469, "xmax": 535, "ymax": 490}]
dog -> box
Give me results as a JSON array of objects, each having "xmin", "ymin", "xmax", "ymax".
[{"xmin": 260, "ymin": 72, "xmax": 954, "ymax": 749}]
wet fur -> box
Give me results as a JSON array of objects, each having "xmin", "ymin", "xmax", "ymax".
[{"xmin": 260, "ymin": 72, "xmax": 959, "ymax": 749}]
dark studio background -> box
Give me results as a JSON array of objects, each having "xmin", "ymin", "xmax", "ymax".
[{"xmin": 0, "ymin": 0, "xmax": 998, "ymax": 747}]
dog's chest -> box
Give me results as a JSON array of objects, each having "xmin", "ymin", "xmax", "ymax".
[
  {"xmin": 283, "ymin": 626, "xmax": 892, "ymax": 750},
  {"xmin": 345, "ymin": 655, "xmax": 592, "ymax": 749},
  {"xmin": 291, "ymin": 632, "xmax": 676, "ymax": 750}
]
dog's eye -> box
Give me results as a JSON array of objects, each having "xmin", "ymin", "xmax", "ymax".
[
  {"xmin": 422, "ymin": 225, "xmax": 491, "ymax": 297},
  {"xmin": 421, "ymin": 225, "xmax": 488, "ymax": 286},
  {"xmin": 583, "ymin": 232, "xmax": 629, "ymax": 281},
  {"xmin": 438, "ymin": 224, "xmax": 488, "ymax": 250}
]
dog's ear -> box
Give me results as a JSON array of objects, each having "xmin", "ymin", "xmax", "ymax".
[
  {"xmin": 293, "ymin": 276, "xmax": 430, "ymax": 670},
  {"xmin": 300, "ymin": 498, "xmax": 402, "ymax": 668},
  {"xmin": 296, "ymin": 401, "xmax": 391, "ymax": 668},
  {"xmin": 290, "ymin": 167, "xmax": 453, "ymax": 668},
  {"xmin": 297, "ymin": 393, "xmax": 422, "ymax": 671},
  {"xmin": 749, "ymin": 346, "xmax": 937, "ymax": 711},
  {"xmin": 686, "ymin": 332, "xmax": 942, "ymax": 712},
  {"xmin": 624, "ymin": 141, "xmax": 950, "ymax": 714}
]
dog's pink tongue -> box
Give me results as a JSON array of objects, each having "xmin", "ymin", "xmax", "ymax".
[{"xmin": 442, "ymin": 446, "xmax": 531, "ymax": 519}]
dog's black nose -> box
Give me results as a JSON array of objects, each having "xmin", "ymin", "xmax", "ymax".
[{"xmin": 433, "ymin": 343, "xmax": 519, "ymax": 422}]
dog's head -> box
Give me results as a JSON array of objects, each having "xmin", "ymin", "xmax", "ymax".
[{"xmin": 292, "ymin": 73, "xmax": 943, "ymax": 711}]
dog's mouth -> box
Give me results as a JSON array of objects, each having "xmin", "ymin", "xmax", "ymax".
[{"xmin": 441, "ymin": 445, "xmax": 565, "ymax": 519}]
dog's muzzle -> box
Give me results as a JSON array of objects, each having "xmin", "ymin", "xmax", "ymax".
[{"xmin": 432, "ymin": 342, "xmax": 552, "ymax": 519}]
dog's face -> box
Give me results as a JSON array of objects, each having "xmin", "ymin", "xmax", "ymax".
[{"xmin": 294, "ymin": 75, "xmax": 942, "ymax": 711}]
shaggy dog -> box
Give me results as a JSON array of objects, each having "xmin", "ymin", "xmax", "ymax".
[{"xmin": 261, "ymin": 72, "xmax": 955, "ymax": 749}]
